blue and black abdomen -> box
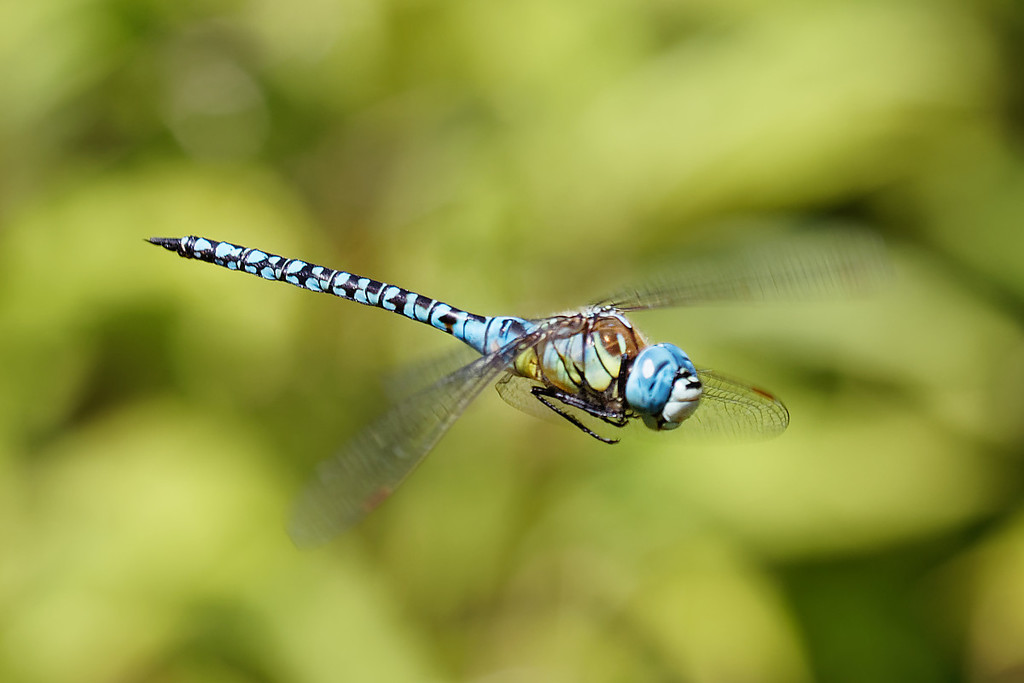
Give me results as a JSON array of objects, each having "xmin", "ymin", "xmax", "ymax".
[{"xmin": 149, "ymin": 236, "xmax": 534, "ymax": 354}]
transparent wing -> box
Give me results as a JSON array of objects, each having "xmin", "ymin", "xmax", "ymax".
[
  {"xmin": 289, "ymin": 334, "xmax": 540, "ymax": 546},
  {"xmin": 595, "ymin": 228, "xmax": 889, "ymax": 311},
  {"xmin": 683, "ymin": 369, "xmax": 790, "ymax": 438},
  {"xmin": 384, "ymin": 344, "xmax": 480, "ymax": 403},
  {"xmin": 494, "ymin": 373, "xmax": 560, "ymax": 424}
]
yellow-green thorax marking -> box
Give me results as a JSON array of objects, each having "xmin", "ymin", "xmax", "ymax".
[{"xmin": 513, "ymin": 310, "xmax": 646, "ymax": 412}]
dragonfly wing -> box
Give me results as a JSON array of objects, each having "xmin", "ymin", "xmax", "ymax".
[
  {"xmin": 384, "ymin": 344, "xmax": 480, "ymax": 403},
  {"xmin": 289, "ymin": 334, "xmax": 540, "ymax": 546},
  {"xmin": 679, "ymin": 369, "xmax": 790, "ymax": 438},
  {"xmin": 494, "ymin": 373, "xmax": 560, "ymax": 424},
  {"xmin": 595, "ymin": 228, "xmax": 889, "ymax": 311}
]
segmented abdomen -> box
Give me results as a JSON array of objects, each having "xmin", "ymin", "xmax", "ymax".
[{"xmin": 150, "ymin": 236, "xmax": 535, "ymax": 352}]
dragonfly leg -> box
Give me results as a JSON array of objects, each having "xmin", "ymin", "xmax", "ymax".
[
  {"xmin": 532, "ymin": 386, "xmax": 630, "ymax": 426},
  {"xmin": 529, "ymin": 386, "xmax": 625, "ymax": 444}
]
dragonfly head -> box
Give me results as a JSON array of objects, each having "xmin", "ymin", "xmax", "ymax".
[{"xmin": 626, "ymin": 343, "xmax": 702, "ymax": 431}]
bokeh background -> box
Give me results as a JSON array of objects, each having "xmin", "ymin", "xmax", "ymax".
[{"xmin": 3, "ymin": 1, "xmax": 1024, "ymax": 681}]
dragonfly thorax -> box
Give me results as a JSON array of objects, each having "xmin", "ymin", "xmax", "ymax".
[
  {"xmin": 625, "ymin": 343, "xmax": 702, "ymax": 431},
  {"xmin": 511, "ymin": 311, "xmax": 642, "ymax": 398}
]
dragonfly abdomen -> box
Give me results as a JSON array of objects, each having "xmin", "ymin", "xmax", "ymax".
[{"xmin": 150, "ymin": 236, "xmax": 497, "ymax": 342}]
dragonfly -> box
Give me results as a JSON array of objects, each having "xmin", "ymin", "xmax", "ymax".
[{"xmin": 150, "ymin": 230, "xmax": 884, "ymax": 545}]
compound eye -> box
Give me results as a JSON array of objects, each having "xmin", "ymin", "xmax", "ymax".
[
  {"xmin": 625, "ymin": 347, "xmax": 677, "ymax": 416},
  {"xmin": 625, "ymin": 344, "xmax": 701, "ymax": 430}
]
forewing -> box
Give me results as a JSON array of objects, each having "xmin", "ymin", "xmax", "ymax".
[
  {"xmin": 289, "ymin": 336, "xmax": 537, "ymax": 546},
  {"xmin": 596, "ymin": 228, "xmax": 889, "ymax": 311},
  {"xmin": 683, "ymin": 369, "xmax": 790, "ymax": 438}
]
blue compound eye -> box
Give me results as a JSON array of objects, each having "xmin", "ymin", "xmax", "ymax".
[{"xmin": 625, "ymin": 344, "xmax": 703, "ymax": 431}]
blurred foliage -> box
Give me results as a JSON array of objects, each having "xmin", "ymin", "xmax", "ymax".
[{"xmin": 2, "ymin": 0, "xmax": 1024, "ymax": 682}]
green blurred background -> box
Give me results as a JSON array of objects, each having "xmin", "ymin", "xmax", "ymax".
[{"xmin": 3, "ymin": 0, "xmax": 1024, "ymax": 681}]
